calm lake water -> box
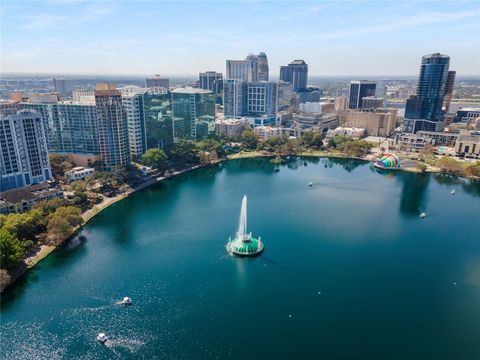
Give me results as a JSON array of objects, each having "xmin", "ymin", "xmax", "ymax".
[{"xmin": 1, "ymin": 157, "xmax": 480, "ymax": 359}]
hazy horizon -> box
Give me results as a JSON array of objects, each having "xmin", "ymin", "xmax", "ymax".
[{"xmin": 1, "ymin": 1, "xmax": 479, "ymax": 76}]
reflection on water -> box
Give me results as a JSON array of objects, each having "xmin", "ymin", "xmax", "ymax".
[{"xmin": 397, "ymin": 172, "xmax": 430, "ymax": 217}]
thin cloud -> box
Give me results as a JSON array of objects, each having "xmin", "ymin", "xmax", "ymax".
[{"xmin": 322, "ymin": 10, "xmax": 479, "ymax": 39}]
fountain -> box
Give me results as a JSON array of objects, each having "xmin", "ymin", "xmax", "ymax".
[{"xmin": 227, "ymin": 195, "xmax": 264, "ymax": 256}]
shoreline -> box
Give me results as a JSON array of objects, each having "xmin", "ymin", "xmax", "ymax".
[{"xmin": 2, "ymin": 153, "xmax": 478, "ymax": 293}]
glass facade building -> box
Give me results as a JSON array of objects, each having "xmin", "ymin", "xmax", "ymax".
[
  {"xmin": 171, "ymin": 88, "xmax": 215, "ymax": 141},
  {"xmin": 348, "ymin": 80, "xmax": 376, "ymax": 109},
  {"xmin": 246, "ymin": 81, "xmax": 278, "ymax": 117},
  {"xmin": 223, "ymin": 79, "xmax": 246, "ymax": 118},
  {"xmin": 403, "ymin": 53, "xmax": 450, "ymax": 133},
  {"xmin": 21, "ymin": 102, "xmax": 99, "ymax": 155},
  {"xmin": 142, "ymin": 90, "xmax": 174, "ymax": 149},
  {"xmin": 279, "ymin": 60, "xmax": 308, "ymax": 92}
]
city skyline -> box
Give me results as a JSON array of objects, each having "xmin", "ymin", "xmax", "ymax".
[{"xmin": 1, "ymin": 1, "xmax": 479, "ymax": 76}]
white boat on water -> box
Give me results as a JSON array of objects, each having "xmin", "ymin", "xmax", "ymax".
[
  {"xmin": 419, "ymin": 212, "xmax": 427, "ymax": 218},
  {"xmin": 308, "ymin": 182, "xmax": 313, "ymax": 187},
  {"xmin": 121, "ymin": 297, "xmax": 132, "ymax": 305},
  {"xmin": 97, "ymin": 333, "xmax": 108, "ymax": 343},
  {"xmin": 451, "ymin": 190, "xmax": 456, "ymax": 195}
]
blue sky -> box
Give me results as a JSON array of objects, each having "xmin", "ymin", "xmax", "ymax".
[{"xmin": 1, "ymin": 0, "xmax": 479, "ymax": 76}]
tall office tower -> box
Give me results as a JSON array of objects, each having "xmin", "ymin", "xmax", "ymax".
[
  {"xmin": 142, "ymin": 89, "xmax": 174, "ymax": 149},
  {"xmin": 212, "ymin": 78, "xmax": 224, "ymax": 105},
  {"xmin": 95, "ymin": 84, "xmax": 130, "ymax": 171},
  {"xmin": 171, "ymin": 88, "xmax": 215, "ymax": 141},
  {"xmin": 226, "ymin": 52, "xmax": 269, "ymax": 82},
  {"xmin": 279, "ymin": 60, "xmax": 308, "ymax": 92},
  {"xmin": 120, "ymin": 86, "xmax": 147, "ymax": 160},
  {"xmin": 403, "ymin": 53, "xmax": 450, "ymax": 133},
  {"xmin": 443, "ymin": 70, "xmax": 456, "ymax": 113},
  {"xmin": 145, "ymin": 74, "xmax": 170, "ymax": 89},
  {"xmin": 348, "ymin": 80, "xmax": 376, "ymax": 109},
  {"xmin": 223, "ymin": 79, "xmax": 246, "ymax": 118},
  {"xmin": 53, "ymin": 78, "xmax": 74, "ymax": 97},
  {"xmin": 246, "ymin": 82, "xmax": 278, "ymax": 117},
  {"xmin": 277, "ymin": 80, "xmax": 293, "ymax": 110},
  {"xmin": 0, "ymin": 110, "xmax": 52, "ymax": 191},
  {"xmin": 199, "ymin": 71, "xmax": 223, "ymax": 91}
]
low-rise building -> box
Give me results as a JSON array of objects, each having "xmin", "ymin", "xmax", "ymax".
[
  {"xmin": 394, "ymin": 133, "xmax": 433, "ymax": 152},
  {"xmin": 361, "ymin": 96, "xmax": 384, "ymax": 110},
  {"xmin": 215, "ymin": 118, "xmax": 249, "ymax": 138},
  {"xmin": 345, "ymin": 108, "xmax": 397, "ymax": 137},
  {"xmin": 455, "ymin": 131, "xmax": 480, "ymax": 159},
  {"xmin": 254, "ymin": 126, "xmax": 283, "ymax": 141},
  {"xmin": 325, "ymin": 127, "xmax": 366, "ymax": 140},
  {"xmin": 299, "ymin": 102, "xmax": 322, "ymax": 113},
  {"xmin": 66, "ymin": 167, "xmax": 95, "ymax": 182},
  {"xmin": 416, "ymin": 131, "xmax": 459, "ymax": 147},
  {"xmin": 293, "ymin": 112, "xmax": 338, "ymax": 131},
  {"xmin": 0, "ymin": 183, "xmax": 64, "ymax": 214}
]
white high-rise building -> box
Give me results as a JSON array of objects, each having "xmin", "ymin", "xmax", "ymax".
[
  {"xmin": 226, "ymin": 52, "xmax": 269, "ymax": 82},
  {"xmin": 0, "ymin": 110, "xmax": 52, "ymax": 191},
  {"xmin": 120, "ymin": 86, "xmax": 147, "ymax": 159}
]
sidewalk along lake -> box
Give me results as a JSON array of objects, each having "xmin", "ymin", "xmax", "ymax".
[{"xmin": 1, "ymin": 157, "xmax": 480, "ymax": 359}]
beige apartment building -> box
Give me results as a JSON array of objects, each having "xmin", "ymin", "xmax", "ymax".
[{"xmin": 345, "ymin": 108, "xmax": 397, "ymax": 137}]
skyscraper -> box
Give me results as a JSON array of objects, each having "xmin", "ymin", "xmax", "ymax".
[
  {"xmin": 120, "ymin": 86, "xmax": 146, "ymax": 160},
  {"xmin": 53, "ymin": 78, "xmax": 74, "ymax": 97},
  {"xmin": 1, "ymin": 110, "xmax": 52, "ymax": 191},
  {"xmin": 199, "ymin": 71, "xmax": 223, "ymax": 91},
  {"xmin": 171, "ymin": 88, "xmax": 215, "ymax": 141},
  {"xmin": 226, "ymin": 52, "xmax": 269, "ymax": 82},
  {"xmin": 223, "ymin": 79, "xmax": 246, "ymax": 118},
  {"xmin": 95, "ymin": 83, "xmax": 130, "ymax": 170},
  {"xmin": 279, "ymin": 60, "xmax": 308, "ymax": 92},
  {"xmin": 246, "ymin": 82, "xmax": 278, "ymax": 117},
  {"xmin": 444, "ymin": 70, "xmax": 456, "ymax": 113},
  {"xmin": 348, "ymin": 80, "xmax": 376, "ymax": 109},
  {"xmin": 145, "ymin": 74, "xmax": 170, "ymax": 89},
  {"xmin": 21, "ymin": 102, "xmax": 100, "ymax": 158},
  {"xmin": 142, "ymin": 89, "xmax": 174, "ymax": 149},
  {"xmin": 277, "ymin": 80, "xmax": 293, "ymax": 110},
  {"xmin": 403, "ymin": 53, "xmax": 450, "ymax": 133}
]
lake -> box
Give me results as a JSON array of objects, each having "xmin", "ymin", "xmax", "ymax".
[{"xmin": 1, "ymin": 157, "xmax": 479, "ymax": 359}]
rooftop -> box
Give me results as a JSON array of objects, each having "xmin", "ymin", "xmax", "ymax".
[{"xmin": 171, "ymin": 87, "xmax": 212, "ymax": 94}]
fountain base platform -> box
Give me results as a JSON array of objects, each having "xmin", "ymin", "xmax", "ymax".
[{"xmin": 227, "ymin": 236, "xmax": 264, "ymax": 256}]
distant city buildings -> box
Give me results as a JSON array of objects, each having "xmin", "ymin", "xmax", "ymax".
[
  {"xmin": 226, "ymin": 52, "xmax": 269, "ymax": 82},
  {"xmin": 171, "ymin": 87, "xmax": 215, "ymax": 141},
  {"xmin": 53, "ymin": 78, "xmax": 74, "ymax": 97},
  {"xmin": 95, "ymin": 83, "xmax": 130, "ymax": 170},
  {"xmin": 280, "ymin": 60, "xmax": 308, "ymax": 92},
  {"xmin": 403, "ymin": 53, "xmax": 451, "ymax": 133},
  {"xmin": 199, "ymin": 71, "xmax": 223, "ymax": 91},
  {"xmin": 145, "ymin": 74, "xmax": 170, "ymax": 89},
  {"xmin": 1, "ymin": 110, "xmax": 52, "ymax": 191},
  {"xmin": 348, "ymin": 80, "xmax": 376, "ymax": 109}
]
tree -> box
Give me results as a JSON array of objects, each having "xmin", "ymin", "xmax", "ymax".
[
  {"xmin": 438, "ymin": 157, "xmax": 465, "ymax": 175},
  {"xmin": 48, "ymin": 154, "xmax": 74, "ymax": 178},
  {"xmin": 240, "ymin": 127, "xmax": 258, "ymax": 150},
  {"xmin": 0, "ymin": 209, "xmax": 45, "ymax": 241},
  {"xmin": 465, "ymin": 162, "xmax": 480, "ymax": 178},
  {"xmin": 142, "ymin": 148, "xmax": 169, "ymax": 170},
  {"xmin": 301, "ymin": 131, "xmax": 323, "ymax": 148},
  {"xmin": 196, "ymin": 138, "xmax": 225, "ymax": 157},
  {"xmin": 168, "ymin": 140, "xmax": 199, "ymax": 167},
  {"xmin": 47, "ymin": 206, "xmax": 83, "ymax": 244},
  {"xmin": 0, "ymin": 228, "xmax": 25, "ymax": 269}
]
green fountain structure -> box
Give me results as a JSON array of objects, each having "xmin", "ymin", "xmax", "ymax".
[{"xmin": 227, "ymin": 195, "xmax": 264, "ymax": 256}]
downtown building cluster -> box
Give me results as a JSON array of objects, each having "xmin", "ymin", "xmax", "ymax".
[{"xmin": 2, "ymin": 51, "xmax": 480, "ymax": 200}]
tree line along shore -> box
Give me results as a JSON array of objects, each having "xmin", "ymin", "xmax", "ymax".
[{"xmin": 1, "ymin": 128, "xmax": 479, "ymax": 292}]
